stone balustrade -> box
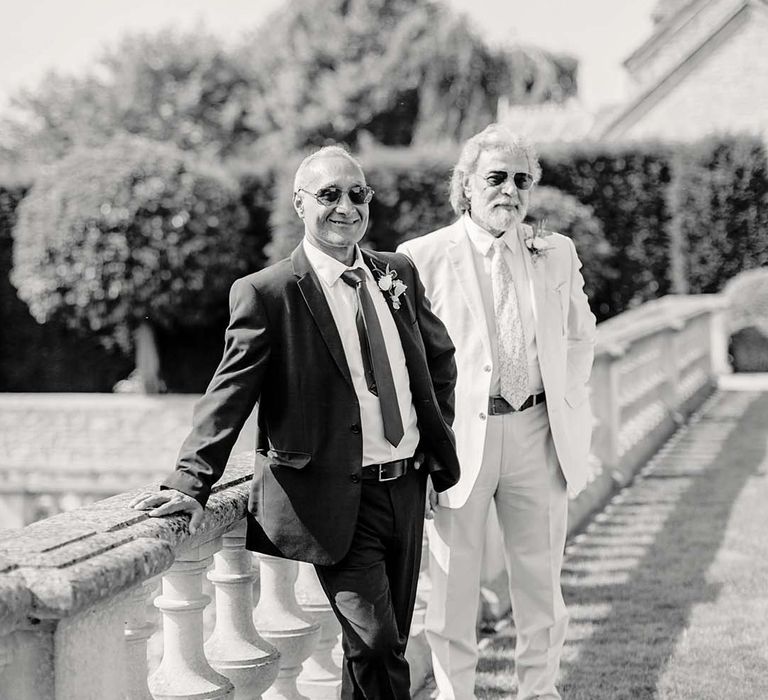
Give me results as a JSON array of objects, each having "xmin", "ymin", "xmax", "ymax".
[{"xmin": 0, "ymin": 293, "xmax": 729, "ymax": 698}]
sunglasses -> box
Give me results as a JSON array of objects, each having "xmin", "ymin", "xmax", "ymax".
[
  {"xmin": 297, "ymin": 185, "xmax": 375, "ymax": 206},
  {"xmin": 482, "ymin": 171, "xmax": 535, "ymax": 191}
]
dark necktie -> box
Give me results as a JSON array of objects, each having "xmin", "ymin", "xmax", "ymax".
[{"xmin": 340, "ymin": 268, "xmax": 404, "ymax": 447}]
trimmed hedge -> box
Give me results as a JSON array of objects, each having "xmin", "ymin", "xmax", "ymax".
[
  {"xmin": 265, "ymin": 144, "xmax": 459, "ymax": 262},
  {"xmin": 12, "ymin": 136, "xmax": 250, "ymax": 353},
  {"xmin": 3, "ymin": 134, "xmax": 767, "ymax": 390},
  {"xmin": 526, "ymin": 186, "xmax": 614, "ymax": 305},
  {"xmin": 0, "ymin": 157, "xmax": 274, "ymax": 392},
  {"xmin": 668, "ymin": 136, "xmax": 768, "ymax": 294},
  {"xmin": 539, "ymin": 142, "xmax": 675, "ymax": 318},
  {"xmin": 268, "ymin": 143, "xmax": 620, "ymax": 319},
  {"xmin": 0, "ymin": 181, "xmax": 135, "ymax": 391}
]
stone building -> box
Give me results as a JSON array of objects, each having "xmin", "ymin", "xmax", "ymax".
[
  {"xmin": 599, "ymin": 0, "xmax": 768, "ymax": 142},
  {"xmin": 500, "ymin": 0, "xmax": 768, "ymax": 144}
]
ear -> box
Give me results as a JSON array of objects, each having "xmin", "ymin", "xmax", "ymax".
[
  {"xmin": 293, "ymin": 192, "xmax": 304, "ymax": 219},
  {"xmin": 462, "ymin": 173, "xmax": 473, "ymax": 201}
]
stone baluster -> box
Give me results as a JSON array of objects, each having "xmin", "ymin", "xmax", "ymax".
[
  {"xmin": 590, "ymin": 343, "xmax": 626, "ymax": 483},
  {"xmin": 124, "ymin": 581, "xmax": 156, "ymax": 700},
  {"xmin": 150, "ymin": 537, "xmax": 235, "ymax": 700},
  {"xmin": 404, "ymin": 530, "xmax": 435, "ymax": 689},
  {"xmin": 660, "ymin": 320, "xmax": 685, "ymax": 418},
  {"xmin": 205, "ymin": 522, "xmax": 280, "ymax": 699},
  {"xmin": 0, "ymin": 637, "xmax": 14, "ymax": 693},
  {"xmin": 254, "ymin": 555, "xmax": 321, "ymax": 700},
  {"xmin": 295, "ymin": 561, "xmax": 342, "ymax": 698},
  {"xmin": 708, "ymin": 302, "xmax": 730, "ymax": 376}
]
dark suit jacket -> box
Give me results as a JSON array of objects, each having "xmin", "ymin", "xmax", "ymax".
[{"xmin": 163, "ymin": 243, "xmax": 460, "ymax": 565}]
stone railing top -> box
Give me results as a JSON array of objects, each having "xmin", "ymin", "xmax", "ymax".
[
  {"xmin": 0, "ymin": 452, "xmax": 256, "ymax": 635},
  {"xmin": 595, "ymin": 294, "xmax": 725, "ymax": 355}
]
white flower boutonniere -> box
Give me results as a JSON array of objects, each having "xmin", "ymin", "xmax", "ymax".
[
  {"xmin": 371, "ymin": 262, "xmax": 408, "ymax": 310},
  {"xmin": 524, "ymin": 219, "xmax": 554, "ymax": 263}
]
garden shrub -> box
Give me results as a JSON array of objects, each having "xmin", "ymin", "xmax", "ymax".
[
  {"xmin": 539, "ymin": 142, "xmax": 675, "ymax": 319},
  {"xmin": 667, "ymin": 135, "xmax": 768, "ymax": 294},
  {"xmin": 526, "ymin": 186, "xmax": 614, "ymax": 312},
  {"xmin": 12, "ymin": 135, "xmax": 250, "ymax": 354}
]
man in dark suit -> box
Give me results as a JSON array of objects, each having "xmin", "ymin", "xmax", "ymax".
[{"xmin": 131, "ymin": 145, "xmax": 460, "ymax": 699}]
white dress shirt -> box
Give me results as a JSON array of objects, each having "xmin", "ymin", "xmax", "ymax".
[
  {"xmin": 462, "ymin": 214, "xmax": 544, "ymax": 396},
  {"xmin": 303, "ymin": 238, "xmax": 420, "ymax": 465}
]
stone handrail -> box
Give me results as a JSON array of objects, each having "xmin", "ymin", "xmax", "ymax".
[{"xmin": 0, "ymin": 294, "xmax": 729, "ymax": 699}]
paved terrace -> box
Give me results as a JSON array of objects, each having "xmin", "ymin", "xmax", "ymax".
[{"xmin": 419, "ymin": 378, "xmax": 768, "ymax": 700}]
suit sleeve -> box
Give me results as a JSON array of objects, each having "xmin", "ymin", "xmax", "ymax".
[
  {"xmin": 162, "ymin": 277, "xmax": 271, "ymax": 507},
  {"xmin": 565, "ymin": 238, "xmax": 597, "ymax": 396}
]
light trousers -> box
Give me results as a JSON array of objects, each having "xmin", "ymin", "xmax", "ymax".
[{"xmin": 426, "ymin": 403, "xmax": 569, "ymax": 700}]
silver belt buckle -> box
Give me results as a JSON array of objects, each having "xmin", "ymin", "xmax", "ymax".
[{"xmin": 379, "ymin": 464, "xmax": 399, "ymax": 482}]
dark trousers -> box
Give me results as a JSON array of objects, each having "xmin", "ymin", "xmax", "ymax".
[{"xmin": 315, "ymin": 466, "xmax": 427, "ymax": 700}]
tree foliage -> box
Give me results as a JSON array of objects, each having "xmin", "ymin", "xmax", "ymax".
[
  {"xmin": 668, "ymin": 136, "xmax": 768, "ymax": 294},
  {"xmin": 2, "ymin": 1, "xmax": 577, "ymax": 165},
  {"xmin": 526, "ymin": 185, "xmax": 615, "ymax": 306},
  {"xmin": 2, "ymin": 29, "xmax": 254, "ymax": 164},
  {"xmin": 239, "ymin": 0, "xmax": 577, "ymax": 153},
  {"xmin": 11, "ymin": 135, "xmax": 249, "ymax": 352},
  {"xmin": 540, "ymin": 142, "xmax": 675, "ymax": 318}
]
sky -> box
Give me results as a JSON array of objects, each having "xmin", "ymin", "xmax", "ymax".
[{"xmin": 0, "ymin": 0, "xmax": 658, "ymax": 113}]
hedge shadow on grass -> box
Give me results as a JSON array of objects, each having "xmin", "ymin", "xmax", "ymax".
[{"xmin": 474, "ymin": 391, "xmax": 768, "ymax": 699}]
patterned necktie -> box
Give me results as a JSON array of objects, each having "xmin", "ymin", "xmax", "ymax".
[
  {"xmin": 340, "ymin": 268, "xmax": 404, "ymax": 447},
  {"xmin": 490, "ymin": 239, "xmax": 529, "ymax": 409}
]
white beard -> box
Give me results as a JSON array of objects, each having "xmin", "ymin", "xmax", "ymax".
[{"xmin": 485, "ymin": 206, "xmax": 521, "ymax": 232}]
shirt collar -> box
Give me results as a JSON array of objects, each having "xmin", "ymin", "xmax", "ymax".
[
  {"xmin": 302, "ymin": 237, "xmax": 368, "ymax": 287},
  {"xmin": 462, "ymin": 213, "xmax": 520, "ymax": 257}
]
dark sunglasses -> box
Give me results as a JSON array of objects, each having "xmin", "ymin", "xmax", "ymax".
[
  {"xmin": 296, "ymin": 185, "xmax": 375, "ymax": 206},
  {"xmin": 482, "ymin": 171, "xmax": 534, "ymax": 191}
]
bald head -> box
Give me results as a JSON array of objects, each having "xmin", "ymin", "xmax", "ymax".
[{"xmin": 293, "ymin": 146, "xmax": 365, "ymax": 193}]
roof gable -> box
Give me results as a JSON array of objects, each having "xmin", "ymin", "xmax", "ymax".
[{"xmin": 599, "ymin": 0, "xmax": 768, "ymax": 139}]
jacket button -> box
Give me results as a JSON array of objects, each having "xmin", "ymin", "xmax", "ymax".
[
  {"xmin": 350, "ymin": 423, "xmax": 361, "ymax": 434},
  {"xmin": 350, "ymin": 474, "xmax": 360, "ymax": 483},
  {"xmin": 479, "ymin": 412, "xmax": 487, "ymax": 420},
  {"xmin": 483, "ymin": 364, "xmax": 492, "ymax": 372}
]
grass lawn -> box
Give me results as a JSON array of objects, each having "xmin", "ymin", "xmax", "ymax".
[{"xmin": 473, "ymin": 390, "xmax": 768, "ymax": 699}]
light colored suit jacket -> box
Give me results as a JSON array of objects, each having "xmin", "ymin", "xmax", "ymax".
[{"xmin": 398, "ymin": 219, "xmax": 596, "ymax": 507}]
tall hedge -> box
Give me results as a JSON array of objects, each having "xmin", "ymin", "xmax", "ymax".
[
  {"xmin": 539, "ymin": 142, "xmax": 675, "ymax": 318},
  {"xmin": 3, "ymin": 134, "xmax": 766, "ymax": 390},
  {"xmin": 668, "ymin": 136, "xmax": 768, "ymax": 293},
  {"xmin": 265, "ymin": 144, "xmax": 612, "ymax": 313},
  {"xmin": 12, "ymin": 136, "xmax": 250, "ymax": 354},
  {"xmin": 266, "ymin": 143, "xmax": 457, "ymax": 263},
  {"xmin": 526, "ymin": 186, "xmax": 614, "ymax": 306},
  {"xmin": 0, "ymin": 180, "xmax": 135, "ymax": 391}
]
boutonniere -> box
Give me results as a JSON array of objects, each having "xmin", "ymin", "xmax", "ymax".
[
  {"xmin": 524, "ymin": 219, "xmax": 554, "ymax": 263},
  {"xmin": 370, "ymin": 262, "xmax": 408, "ymax": 310}
]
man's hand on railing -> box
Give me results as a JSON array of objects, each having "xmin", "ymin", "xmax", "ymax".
[{"xmin": 129, "ymin": 489, "xmax": 205, "ymax": 535}]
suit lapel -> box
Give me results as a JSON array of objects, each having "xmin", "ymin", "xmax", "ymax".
[
  {"xmin": 291, "ymin": 245, "xmax": 353, "ymax": 388},
  {"xmin": 361, "ymin": 249, "xmax": 413, "ymax": 329},
  {"xmin": 447, "ymin": 221, "xmax": 492, "ymax": 361},
  {"xmin": 517, "ymin": 223, "xmax": 556, "ymax": 373},
  {"xmin": 517, "ymin": 223, "xmax": 546, "ymax": 324},
  {"xmin": 361, "ymin": 249, "xmax": 424, "ymax": 383}
]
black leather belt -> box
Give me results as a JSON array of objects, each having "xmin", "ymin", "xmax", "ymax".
[
  {"xmin": 488, "ymin": 392, "xmax": 546, "ymax": 415},
  {"xmin": 361, "ymin": 458, "xmax": 411, "ymax": 482}
]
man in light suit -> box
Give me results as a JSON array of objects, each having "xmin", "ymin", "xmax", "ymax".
[
  {"xmin": 132, "ymin": 145, "xmax": 460, "ymax": 700},
  {"xmin": 398, "ymin": 125, "xmax": 596, "ymax": 700}
]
